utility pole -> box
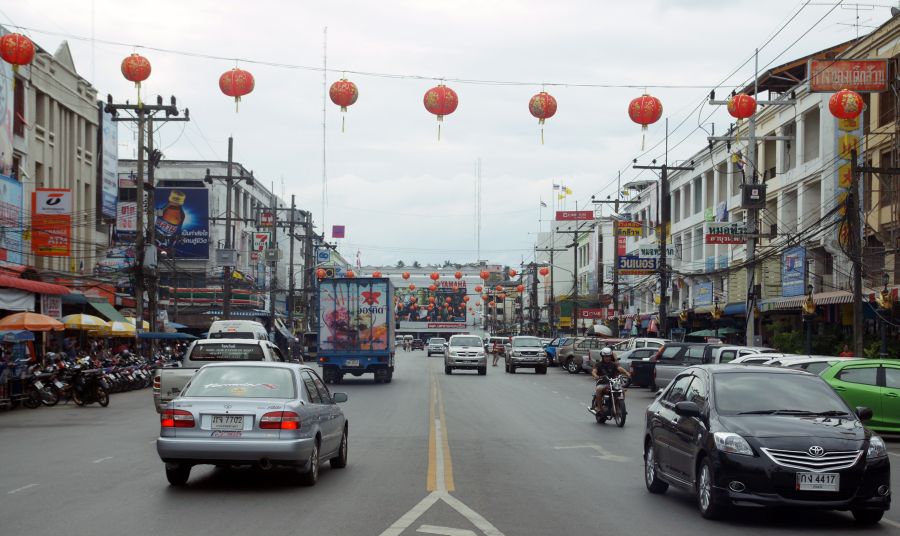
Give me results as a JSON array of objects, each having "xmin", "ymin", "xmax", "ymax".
[
  {"xmin": 288, "ymin": 195, "xmax": 297, "ymax": 333},
  {"xmin": 146, "ymin": 115, "xmax": 157, "ymax": 335},
  {"xmin": 104, "ymin": 95, "xmax": 187, "ymax": 349},
  {"xmin": 302, "ymin": 214, "xmax": 315, "ymax": 332},
  {"xmin": 592, "ymin": 174, "xmax": 623, "ymax": 335},
  {"xmin": 269, "ymin": 190, "xmax": 278, "ymax": 325}
]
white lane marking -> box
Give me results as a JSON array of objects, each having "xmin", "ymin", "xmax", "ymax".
[
  {"xmin": 379, "ymin": 494, "xmax": 442, "ymax": 536},
  {"xmin": 417, "ymin": 525, "xmax": 476, "ymax": 536},
  {"xmin": 441, "ymin": 493, "xmax": 506, "ymax": 536},
  {"xmin": 7, "ymin": 483, "xmax": 38, "ymax": 495},
  {"xmin": 554, "ymin": 444, "xmax": 630, "ymax": 463},
  {"xmin": 435, "ymin": 418, "xmax": 446, "ymax": 492},
  {"xmin": 92, "ymin": 456, "xmax": 113, "ymax": 464},
  {"xmin": 882, "ymin": 518, "xmax": 900, "ymax": 529},
  {"xmin": 887, "ymin": 451, "xmax": 899, "ymax": 458}
]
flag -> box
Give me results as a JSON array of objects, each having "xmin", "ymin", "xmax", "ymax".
[
  {"xmin": 332, "ymin": 225, "xmax": 345, "ymax": 239},
  {"xmin": 540, "ymin": 200, "xmax": 547, "ymax": 208},
  {"xmin": 232, "ymin": 270, "xmax": 245, "ymax": 280},
  {"xmin": 558, "ymin": 194, "xmax": 566, "ymax": 200},
  {"xmin": 564, "ymin": 186, "xmax": 573, "ymax": 195}
]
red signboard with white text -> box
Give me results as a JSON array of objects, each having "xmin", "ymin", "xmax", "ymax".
[
  {"xmin": 809, "ymin": 59, "xmax": 888, "ymax": 93},
  {"xmin": 578, "ymin": 308, "xmax": 614, "ymax": 319},
  {"xmin": 555, "ymin": 210, "xmax": 593, "ymax": 221}
]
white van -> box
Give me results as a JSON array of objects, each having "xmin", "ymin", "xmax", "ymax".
[{"xmin": 208, "ymin": 320, "xmax": 269, "ymax": 341}]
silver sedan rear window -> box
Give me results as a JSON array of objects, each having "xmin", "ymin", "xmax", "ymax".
[{"xmin": 184, "ymin": 367, "xmax": 296, "ymax": 399}]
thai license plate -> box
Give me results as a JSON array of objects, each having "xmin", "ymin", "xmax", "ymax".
[
  {"xmin": 345, "ymin": 359, "xmax": 360, "ymax": 367},
  {"xmin": 796, "ymin": 472, "xmax": 839, "ymax": 491},
  {"xmin": 33, "ymin": 381, "xmax": 43, "ymax": 390},
  {"xmin": 54, "ymin": 381, "xmax": 64, "ymax": 389},
  {"xmin": 211, "ymin": 415, "xmax": 244, "ymax": 431}
]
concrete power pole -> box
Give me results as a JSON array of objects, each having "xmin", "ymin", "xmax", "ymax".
[{"xmin": 287, "ymin": 194, "xmax": 296, "ymax": 333}]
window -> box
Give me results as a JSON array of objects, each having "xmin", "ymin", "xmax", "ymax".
[
  {"xmin": 879, "ymin": 62, "xmax": 895, "ymax": 128},
  {"xmin": 183, "ymin": 366, "xmax": 296, "ymax": 399},
  {"xmin": 13, "ymin": 76, "xmax": 24, "ymax": 137},
  {"xmin": 884, "ymin": 366, "xmax": 900, "ymax": 389},
  {"xmin": 271, "ymin": 346, "xmax": 286, "ymax": 362},
  {"xmin": 685, "ymin": 346, "xmax": 705, "ymax": 364},
  {"xmin": 665, "ymin": 374, "xmax": 694, "ymax": 404},
  {"xmin": 301, "ymin": 371, "xmax": 323, "ymax": 403},
  {"xmin": 686, "ymin": 374, "xmax": 708, "ymax": 409},
  {"xmin": 837, "ymin": 366, "xmax": 879, "ymax": 386},
  {"xmin": 311, "ymin": 372, "xmax": 332, "ymax": 404},
  {"xmin": 718, "ymin": 350, "xmax": 737, "ymax": 363},
  {"xmin": 803, "ymin": 362, "xmax": 832, "ymax": 375},
  {"xmin": 658, "ymin": 345, "xmax": 684, "ymax": 362}
]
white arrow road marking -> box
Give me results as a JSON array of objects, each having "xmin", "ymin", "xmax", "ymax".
[
  {"xmin": 417, "ymin": 525, "xmax": 476, "ymax": 536},
  {"xmin": 379, "ymin": 492, "xmax": 506, "ymax": 536},
  {"xmin": 8, "ymin": 483, "xmax": 38, "ymax": 495},
  {"xmin": 92, "ymin": 456, "xmax": 113, "ymax": 463},
  {"xmin": 554, "ymin": 444, "xmax": 630, "ymax": 463}
]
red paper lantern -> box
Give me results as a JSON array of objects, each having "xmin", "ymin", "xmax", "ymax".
[
  {"xmin": 219, "ymin": 68, "xmax": 255, "ymax": 112},
  {"xmin": 516, "ymin": 284, "xmax": 525, "ymax": 293},
  {"xmin": 0, "ymin": 33, "xmax": 35, "ymax": 69},
  {"xmin": 402, "ymin": 272, "xmax": 410, "ymax": 280},
  {"xmin": 408, "ymin": 284, "xmax": 416, "ymax": 291},
  {"xmin": 539, "ymin": 267, "xmax": 550, "ymax": 277},
  {"xmin": 482, "ymin": 294, "xmax": 489, "ymax": 301},
  {"xmin": 428, "ymin": 297, "xmax": 436, "ymax": 304},
  {"xmin": 428, "ymin": 284, "xmax": 437, "ymax": 292},
  {"xmin": 480, "ymin": 270, "xmax": 490, "ymax": 280},
  {"xmin": 829, "ymin": 89, "xmax": 864, "ymax": 120},
  {"xmin": 345, "ymin": 270, "xmax": 355, "ymax": 278},
  {"xmin": 628, "ymin": 94, "xmax": 663, "ymax": 149},
  {"xmin": 329, "ymin": 78, "xmax": 359, "ymax": 132},
  {"xmin": 430, "ymin": 272, "xmax": 440, "ymax": 281},
  {"xmin": 316, "ymin": 268, "xmax": 327, "ymax": 279},
  {"xmin": 499, "ymin": 293, "xmax": 507, "ymax": 299},
  {"xmin": 454, "ymin": 271, "xmax": 462, "ymax": 280},
  {"xmin": 489, "ymin": 301, "xmax": 496, "ymax": 307},
  {"xmin": 428, "ymin": 304, "xmax": 434, "ymax": 311},
  {"xmin": 463, "ymin": 296, "xmax": 470, "ymax": 302},
  {"xmin": 411, "ymin": 304, "xmax": 418, "ymax": 311},
  {"xmin": 372, "ymin": 271, "xmax": 382, "ymax": 278},
  {"xmin": 508, "ymin": 269, "xmax": 517, "ymax": 277},
  {"xmin": 121, "ymin": 53, "xmax": 151, "ymax": 104},
  {"xmin": 424, "ymin": 84, "xmax": 459, "ymax": 140},
  {"xmin": 529, "ymin": 91, "xmax": 558, "ymax": 144},
  {"xmin": 474, "ymin": 285, "xmax": 483, "ymax": 293},
  {"xmin": 727, "ymin": 94, "xmax": 756, "ymax": 120},
  {"xmin": 495, "ymin": 285, "xmax": 503, "ymax": 292}
]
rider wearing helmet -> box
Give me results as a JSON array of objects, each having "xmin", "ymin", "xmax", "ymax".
[{"xmin": 591, "ymin": 347, "xmax": 629, "ymax": 413}]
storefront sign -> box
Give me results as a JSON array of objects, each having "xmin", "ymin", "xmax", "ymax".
[
  {"xmin": 704, "ymin": 221, "xmax": 747, "ymax": 244},
  {"xmin": 616, "ymin": 236, "xmax": 626, "ymax": 256},
  {"xmin": 617, "ymin": 255, "xmax": 657, "ymax": 275},
  {"xmin": 809, "ymin": 59, "xmax": 888, "ymax": 93},
  {"xmin": 578, "ymin": 308, "xmax": 613, "ymax": 319},
  {"xmin": 41, "ymin": 294, "xmax": 62, "ymax": 319},
  {"xmin": 616, "ymin": 221, "xmax": 642, "ymax": 236},
  {"xmin": 116, "ymin": 201, "xmax": 137, "ymax": 236},
  {"xmin": 0, "ymin": 175, "xmax": 23, "ymax": 264},
  {"xmin": 782, "ymin": 246, "xmax": 806, "ymax": 298},
  {"xmin": 555, "ymin": 210, "xmax": 593, "ymax": 221},
  {"xmin": 252, "ymin": 232, "xmax": 271, "ymax": 253},
  {"xmin": 636, "ymin": 246, "xmax": 676, "ymax": 257},
  {"xmin": 32, "ymin": 188, "xmax": 72, "ymax": 257}
]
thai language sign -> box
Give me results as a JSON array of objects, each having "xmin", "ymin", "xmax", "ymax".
[
  {"xmin": 616, "ymin": 221, "xmax": 642, "ymax": 236},
  {"xmin": 100, "ymin": 105, "xmax": 118, "ymax": 219},
  {"xmin": 782, "ymin": 246, "xmax": 806, "ymax": 298},
  {"xmin": 809, "ymin": 59, "xmax": 888, "ymax": 93},
  {"xmin": 555, "ymin": 210, "xmax": 593, "ymax": 221},
  {"xmin": 31, "ymin": 188, "xmax": 72, "ymax": 257},
  {"xmin": 154, "ymin": 188, "xmax": 209, "ymax": 259},
  {"xmin": 636, "ymin": 245, "xmax": 677, "ymax": 257},
  {"xmin": 617, "ymin": 255, "xmax": 657, "ymax": 275},
  {"xmin": 704, "ymin": 221, "xmax": 747, "ymax": 244}
]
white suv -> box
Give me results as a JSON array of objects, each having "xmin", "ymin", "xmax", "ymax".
[
  {"xmin": 444, "ymin": 335, "xmax": 487, "ymax": 375},
  {"xmin": 427, "ymin": 338, "xmax": 447, "ymax": 356}
]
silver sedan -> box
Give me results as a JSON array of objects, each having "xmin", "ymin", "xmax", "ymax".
[{"xmin": 156, "ymin": 361, "xmax": 348, "ymax": 486}]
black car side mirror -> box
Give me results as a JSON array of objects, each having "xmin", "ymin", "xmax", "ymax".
[
  {"xmin": 674, "ymin": 401, "xmax": 701, "ymax": 418},
  {"xmin": 332, "ymin": 392, "xmax": 348, "ymax": 403},
  {"xmin": 855, "ymin": 406, "xmax": 873, "ymax": 421}
]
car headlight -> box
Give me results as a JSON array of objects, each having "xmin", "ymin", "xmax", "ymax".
[
  {"xmin": 713, "ymin": 432, "xmax": 753, "ymax": 456},
  {"xmin": 511, "ymin": 351, "xmax": 521, "ymax": 357},
  {"xmin": 867, "ymin": 436, "xmax": 887, "ymax": 459},
  {"xmin": 476, "ymin": 352, "xmax": 485, "ymax": 357},
  {"xmin": 449, "ymin": 351, "xmax": 458, "ymax": 357}
]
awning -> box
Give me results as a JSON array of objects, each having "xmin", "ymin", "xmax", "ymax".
[
  {"xmin": 723, "ymin": 303, "xmax": 746, "ymax": 316},
  {"xmin": 761, "ymin": 291, "xmax": 853, "ymax": 312},
  {"xmin": 203, "ymin": 309, "xmax": 271, "ymax": 317},
  {"xmin": 0, "ymin": 274, "xmax": 70, "ymax": 295},
  {"xmin": 89, "ymin": 300, "xmax": 127, "ymax": 322},
  {"xmin": 167, "ymin": 322, "xmax": 189, "ymax": 329},
  {"xmin": 62, "ymin": 293, "xmax": 89, "ymax": 304}
]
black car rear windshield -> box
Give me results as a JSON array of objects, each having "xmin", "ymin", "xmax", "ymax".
[
  {"xmin": 188, "ymin": 343, "xmax": 264, "ymax": 362},
  {"xmin": 714, "ymin": 372, "xmax": 850, "ymax": 415}
]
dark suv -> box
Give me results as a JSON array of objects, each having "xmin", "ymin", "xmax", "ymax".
[{"xmin": 644, "ymin": 365, "xmax": 891, "ymax": 523}]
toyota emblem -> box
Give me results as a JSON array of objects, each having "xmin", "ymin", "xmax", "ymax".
[
  {"xmin": 808, "ymin": 445, "xmax": 825, "ymax": 457},
  {"xmin": 224, "ymin": 403, "xmax": 232, "ymax": 409}
]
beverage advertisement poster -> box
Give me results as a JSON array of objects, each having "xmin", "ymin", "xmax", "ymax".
[
  {"xmin": 31, "ymin": 188, "xmax": 72, "ymax": 257},
  {"xmin": 154, "ymin": 187, "xmax": 209, "ymax": 259},
  {"xmin": 319, "ymin": 280, "xmax": 389, "ymax": 352},
  {"xmin": 0, "ymin": 175, "xmax": 22, "ymax": 264}
]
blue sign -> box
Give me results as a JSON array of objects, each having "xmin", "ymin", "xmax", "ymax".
[
  {"xmin": 316, "ymin": 248, "xmax": 331, "ymax": 264},
  {"xmin": 694, "ymin": 281, "xmax": 713, "ymax": 306},
  {"xmin": 154, "ymin": 188, "xmax": 209, "ymax": 259},
  {"xmin": 618, "ymin": 255, "xmax": 657, "ymax": 274},
  {"xmin": 705, "ymin": 256, "xmax": 716, "ymax": 273},
  {"xmin": 718, "ymin": 255, "xmax": 728, "ymax": 269},
  {"xmin": 782, "ymin": 246, "xmax": 806, "ymax": 297},
  {"xmin": 100, "ymin": 106, "xmax": 118, "ymax": 219}
]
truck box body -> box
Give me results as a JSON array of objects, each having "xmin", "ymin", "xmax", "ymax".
[{"xmin": 317, "ymin": 277, "xmax": 395, "ymax": 383}]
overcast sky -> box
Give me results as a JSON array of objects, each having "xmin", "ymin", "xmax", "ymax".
[{"xmin": 4, "ymin": 0, "xmax": 894, "ymax": 268}]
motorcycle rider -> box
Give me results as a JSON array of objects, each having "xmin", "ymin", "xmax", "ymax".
[{"xmin": 591, "ymin": 347, "xmax": 629, "ymax": 414}]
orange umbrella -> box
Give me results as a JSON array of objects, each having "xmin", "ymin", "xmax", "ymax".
[{"xmin": 0, "ymin": 312, "xmax": 65, "ymax": 331}]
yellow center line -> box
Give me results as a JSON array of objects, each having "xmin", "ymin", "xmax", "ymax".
[{"xmin": 426, "ymin": 366, "xmax": 455, "ymax": 492}]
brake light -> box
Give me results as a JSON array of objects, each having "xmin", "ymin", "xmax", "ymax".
[
  {"xmin": 260, "ymin": 411, "xmax": 301, "ymax": 430},
  {"xmin": 160, "ymin": 409, "xmax": 194, "ymax": 428},
  {"xmin": 153, "ymin": 375, "xmax": 161, "ymax": 390},
  {"xmin": 318, "ymin": 357, "xmax": 328, "ymax": 363}
]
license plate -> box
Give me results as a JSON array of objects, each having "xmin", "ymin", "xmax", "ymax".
[
  {"xmin": 33, "ymin": 381, "xmax": 43, "ymax": 390},
  {"xmin": 211, "ymin": 415, "xmax": 244, "ymax": 431},
  {"xmin": 345, "ymin": 359, "xmax": 360, "ymax": 367},
  {"xmin": 796, "ymin": 472, "xmax": 839, "ymax": 491},
  {"xmin": 54, "ymin": 381, "xmax": 64, "ymax": 389}
]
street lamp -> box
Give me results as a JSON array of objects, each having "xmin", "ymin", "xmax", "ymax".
[
  {"xmin": 880, "ymin": 272, "xmax": 892, "ymax": 358},
  {"xmin": 802, "ymin": 284, "xmax": 815, "ymax": 355}
]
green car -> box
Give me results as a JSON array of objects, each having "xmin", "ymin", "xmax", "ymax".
[{"xmin": 821, "ymin": 358, "xmax": 900, "ymax": 434}]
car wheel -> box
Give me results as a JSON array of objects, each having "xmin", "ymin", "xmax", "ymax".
[
  {"xmin": 697, "ymin": 458, "xmax": 725, "ymax": 519},
  {"xmin": 299, "ymin": 441, "xmax": 320, "ymax": 486},
  {"xmin": 566, "ymin": 358, "xmax": 580, "ymax": 374},
  {"xmin": 165, "ymin": 463, "xmax": 191, "ymax": 486},
  {"xmin": 851, "ymin": 509, "xmax": 884, "ymax": 525},
  {"xmin": 330, "ymin": 427, "xmax": 348, "ymax": 469},
  {"xmin": 537, "ymin": 366, "xmax": 547, "ymax": 375},
  {"xmin": 644, "ymin": 443, "xmax": 668, "ymax": 494},
  {"xmin": 444, "ymin": 366, "xmax": 451, "ymax": 375},
  {"xmin": 510, "ymin": 366, "xmax": 516, "ymax": 374}
]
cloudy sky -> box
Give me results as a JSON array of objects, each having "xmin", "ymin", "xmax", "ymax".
[{"xmin": 4, "ymin": 0, "xmax": 894, "ymax": 267}]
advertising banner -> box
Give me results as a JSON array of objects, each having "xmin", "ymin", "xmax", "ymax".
[
  {"xmin": 616, "ymin": 221, "xmax": 642, "ymax": 236},
  {"xmin": 332, "ymin": 225, "xmax": 345, "ymax": 239},
  {"xmin": 616, "ymin": 236, "xmax": 626, "ymax": 256},
  {"xmin": 694, "ymin": 281, "xmax": 713, "ymax": 306},
  {"xmin": 154, "ymin": 188, "xmax": 209, "ymax": 259},
  {"xmin": 578, "ymin": 308, "xmax": 613, "ymax": 319},
  {"xmin": 617, "ymin": 255, "xmax": 657, "ymax": 275},
  {"xmin": 636, "ymin": 245, "xmax": 677, "ymax": 257},
  {"xmin": 319, "ymin": 279, "xmax": 390, "ymax": 352},
  {"xmin": 782, "ymin": 246, "xmax": 806, "ymax": 298},
  {"xmin": 396, "ymin": 282, "xmax": 467, "ymax": 326},
  {"xmin": 115, "ymin": 201, "xmax": 137, "ymax": 240},
  {"xmin": 809, "ymin": 59, "xmax": 888, "ymax": 93},
  {"xmin": 31, "ymin": 188, "xmax": 72, "ymax": 257},
  {"xmin": 0, "ymin": 175, "xmax": 22, "ymax": 264},
  {"xmin": 704, "ymin": 221, "xmax": 748, "ymax": 244},
  {"xmin": 100, "ymin": 105, "xmax": 118, "ymax": 219},
  {"xmin": 834, "ymin": 113, "xmax": 864, "ymax": 250},
  {"xmin": 555, "ymin": 210, "xmax": 593, "ymax": 221},
  {"xmin": 41, "ymin": 294, "xmax": 62, "ymax": 319}
]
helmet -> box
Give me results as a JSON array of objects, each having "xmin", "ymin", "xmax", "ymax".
[{"xmin": 600, "ymin": 347, "xmax": 613, "ymax": 358}]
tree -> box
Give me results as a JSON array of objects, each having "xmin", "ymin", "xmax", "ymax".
[{"xmin": 396, "ymin": 260, "xmax": 406, "ymax": 268}]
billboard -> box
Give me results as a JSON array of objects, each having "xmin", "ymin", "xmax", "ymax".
[
  {"xmin": 115, "ymin": 201, "xmax": 137, "ymax": 240},
  {"xmin": 31, "ymin": 188, "xmax": 72, "ymax": 257},
  {"xmin": 154, "ymin": 187, "xmax": 209, "ymax": 259},
  {"xmin": 318, "ymin": 279, "xmax": 390, "ymax": 352},
  {"xmin": 396, "ymin": 281, "xmax": 467, "ymax": 328},
  {"xmin": 616, "ymin": 221, "xmax": 642, "ymax": 236},
  {"xmin": 704, "ymin": 221, "xmax": 748, "ymax": 244},
  {"xmin": 809, "ymin": 59, "xmax": 888, "ymax": 93},
  {"xmin": 99, "ymin": 104, "xmax": 118, "ymax": 219},
  {"xmin": 0, "ymin": 175, "xmax": 22, "ymax": 264},
  {"xmin": 782, "ymin": 247, "xmax": 806, "ymax": 298}
]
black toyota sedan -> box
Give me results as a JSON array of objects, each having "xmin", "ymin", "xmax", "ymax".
[{"xmin": 643, "ymin": 365, "xmax": 891, "ymax": 524}]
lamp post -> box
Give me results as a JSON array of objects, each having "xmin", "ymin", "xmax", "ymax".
[
  {"xmin": 802, "ymin": 284, "xmax": 815, "ymax": 355},
  {"xmin": 880, "ymin": 272, "xmax": 891, "ymax": 358}
]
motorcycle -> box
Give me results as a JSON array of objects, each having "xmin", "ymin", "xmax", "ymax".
[
  {"xmin": 589, "ymin": 375, "xmax": 627, "ymax": 427},
  {"xmin": 71, "ymin": 367, "xmax": 109, "ymax": 407}
]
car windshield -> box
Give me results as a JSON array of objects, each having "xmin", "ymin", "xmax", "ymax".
[
  {"xmin": 188, "ymin": 343, "xmax": 264, "ymax": 361},
  {"xmin": 429, "ymin": 338, "xmax": 446, "ymax": 344},
  {"xmin": 512, "ymin": 337, "xmax": 541, "ymax": 347},
  {"xmin": 714, "ymin": 372, "xmax": 851, "ymax": 416},
  {"xmin": 184, "ymin": 366, "xmax": 296, "ymax": 398},
  {"xmin": 450, "ymin": 337, "xmax": 481, "ymax": 347}
]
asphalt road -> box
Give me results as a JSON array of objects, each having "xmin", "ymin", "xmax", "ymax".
[{"xmin": 0, "ymin": 350, "xmax": 897, "ymax": 536}]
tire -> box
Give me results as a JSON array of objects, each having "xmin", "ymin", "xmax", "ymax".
[
  {"xmin": 510, "ymin": 366, "xmax": 516, "ymax": 374},
  {"xmin": 299, "ymin": 441, "xmax": 320, "ymax": 486},
  {"xmin": 614, "ymin": 398, "xmax": 626, "ymax": 427},
  {"xmin": 697, "ymin": 458, "xmax": 726, "ymax": 519},
  {"xmin": 644, "ymin": 443, "xmax": 668, "ymax": 494},
  {"xmin": 330, "ymin": 428, "xmax": 348, "ymax": 469},
  {"xmin": 384, "ymin": 370, "xmax": 393, "ymax": 384},
  {"xmin": 505, "ymin": 364, "xmax": 510, "ymax": 373},
  {"xmin": 42, "ymin": 385, "xmax": 60, "ymax": 406},
  {"xmin": 851, "ymin": 509, "xmax": 885, "ymax": 525},
  {"xmin": 97, "ymin": 387, "xmax": 110, "ymax": 407},
  {"xmin": 72, "ymin": 388, "xmax": 85, "ymax": 406},
  {"xmin": 566, "ymin": 358, "xmax": 580, "ymax": 374},
  {"xmin": 445, "ymin": 366, "xmax": 452, "ymax": 375},
  {"xmin": 537, "ymin": 366, "xmax": 547, "ymax": 375},
  {"xmin": 478, "ymin": 367, "xmax": 486, "ymax": 375},
  {"xmin": 165, "ymin": 463, "xmax": 191, "ymax": 486},
  {"xmin": 22, "ymin": 387, "xmax": 42, "ymax": 409}
]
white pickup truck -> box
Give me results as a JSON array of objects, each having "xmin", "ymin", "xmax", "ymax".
[{"xmin": 153, "ymin": 338, "xmax": 288, "ymax": 412}]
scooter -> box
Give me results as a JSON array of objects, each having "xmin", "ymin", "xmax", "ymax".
[{"xmin": 588, "ymin": 376, "xmax": 627, "ymax": 427}]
